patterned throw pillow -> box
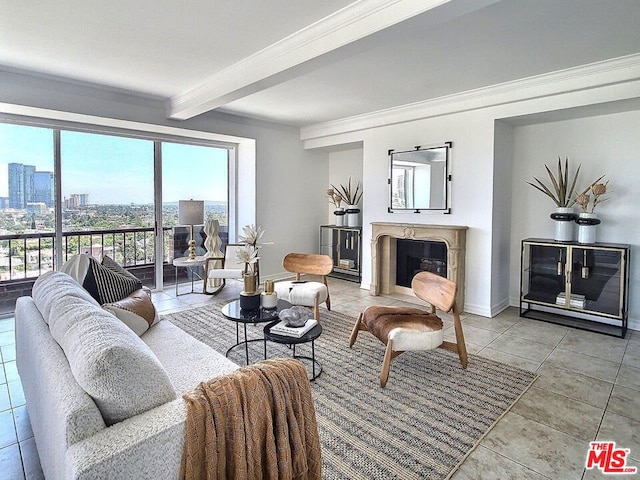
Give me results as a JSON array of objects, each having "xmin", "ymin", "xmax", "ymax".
[
  {"xmin": 83, "ymin": 256, "xmax": 142, "ymax": 304},
  {"xmin": 102, "ymin": 255, "xmax": 143, "ymax": 287}
]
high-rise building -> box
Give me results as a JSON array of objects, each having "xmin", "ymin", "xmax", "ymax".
[
  {"xmin": 8, "ymin": 163, "xmax": 25, "ymax": 209},
  {"xmin": 33, "ymin": 171, "xmax": 54, "ymax": 207},
  {"xmin": 8, "ymin": 163, "xmax": 54, "ymax": 209}
]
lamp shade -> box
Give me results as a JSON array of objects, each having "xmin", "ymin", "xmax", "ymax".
[{"xmin": 178, "ymin": 200, "xmax": 204, "ymax": 225}]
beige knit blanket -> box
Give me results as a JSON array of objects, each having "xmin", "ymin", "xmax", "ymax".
[{"xmin": 181, "ymin": 358, "xmax": 322, "ymax": 480}]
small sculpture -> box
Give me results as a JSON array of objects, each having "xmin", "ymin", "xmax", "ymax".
[{"xmin": 279, "ymin": 305, "xmax": 313, "ymax": 327}]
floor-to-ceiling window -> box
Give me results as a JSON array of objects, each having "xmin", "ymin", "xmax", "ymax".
[
  {"xmin": 161, "ymin": 141, "xmax": 229, "ymax": 286},
  {"xmin": 60, "ymin": 131, "xmax": 156, "ymax": 285},
  {"xmin": 0, "ymin": 123, "xmax": 54, "ymax": 281},
  {"xmin": 0, "ymin": 120, "xmax": 232, "ymax": 296}
]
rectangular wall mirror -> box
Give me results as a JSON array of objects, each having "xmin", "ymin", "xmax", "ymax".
[{"xmin": 388, "ymin": 142, "xmax": 451, "ymax": 213}]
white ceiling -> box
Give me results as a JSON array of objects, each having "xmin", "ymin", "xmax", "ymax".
[{"xmin": 1, "ymin": 0, "xmax": 639, "ymax": 127}]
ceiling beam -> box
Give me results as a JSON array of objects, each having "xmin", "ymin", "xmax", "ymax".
[{"xmin": 168, "ymin": 0, "xmax": 499, "ymax": 120}]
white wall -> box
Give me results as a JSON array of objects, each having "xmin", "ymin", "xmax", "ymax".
[
  {"xmin": 509, "ymin": 110, "xmax": 640, "ymax": 327},
  {"xmin": 358, "ymin": 112, "xmax": 496, "ymax": 315},
  {"xmin": 307, "ymin": 78, "xmax": 640, "ymax": 324}
]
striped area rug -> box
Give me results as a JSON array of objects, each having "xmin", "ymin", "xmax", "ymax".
[{"xmin": 165, "ymin": 304, "xmax": 537, "ymax": 480}]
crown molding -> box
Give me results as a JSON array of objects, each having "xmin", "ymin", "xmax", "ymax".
[
  {"xmin": 168, "ymin": 0, "xmax": 499, "ymax": 120},
  {"xmin": 300, "ymin": 53, "xmax": 640, "ymax": 141}
]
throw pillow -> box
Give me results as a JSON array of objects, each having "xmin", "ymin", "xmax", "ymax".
[
  {"xmin": 61, "ymin": 254, "xmax": 142, "ymax": 304},
  {"xmin": 102, "ymin": 255, "xmax": 143, "ymax": 287},
  {"xmin": 103, "ymin": 288, "xmax": 159, "ymax": 336},
  {"xmin": 84, "ymin": 256, "xmax": 142, "ymax": 304}
]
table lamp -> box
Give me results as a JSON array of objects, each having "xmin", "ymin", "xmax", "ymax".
[{"xmin": 178, "ymin": 200, "xmax": 204, "ymax": 260}]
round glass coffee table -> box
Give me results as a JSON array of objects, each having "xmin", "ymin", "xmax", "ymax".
[
  {"xmin": 221, "ymin": 299, "xmax": 292, "ymax": 365},
  {"xmin": 263, "ymin": 321, "xmax": 323, "ymax": 381}
]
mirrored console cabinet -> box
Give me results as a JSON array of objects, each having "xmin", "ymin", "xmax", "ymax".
[
  {"xmin": 520, "ymin": 238, "xmax": 629, "ymax": 338},
  {"xmin": 320, "ymin": 225, "xmax": 362, "ymax": 282}
]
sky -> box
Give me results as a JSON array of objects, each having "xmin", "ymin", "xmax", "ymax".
[{"xmin": 0, "ymin": 123, "xmax": 228, "ymax": 204}]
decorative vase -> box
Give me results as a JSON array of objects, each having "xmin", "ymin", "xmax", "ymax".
[
  {"xmin": 345, "ymin": 204, "xmax": 360, "ymax": 227},
  {"xmin": 549, "ymin": 207, "xmax": 577, "ymax": 242},
  {"xmin": 240, "ymin": 273, "xmax": 260, "ymax": 310},
  {"xmin": 334, "ymin": 208, "xmax": 345, "ymax": 227},
  {"xmin": 242, "ymin": 273, "xmax": 258, "ymax": 295},
  {"xmin": 261, "ymin": 280, "xmax": 278, "ymax": 309},
  {"xmin": 576, "ymin": 212, "xmax": 601, "ymax": 244},
  {"xmin": 203, "ymin": 219, "xmax": 223, "ymax": 257},
  {"xmin": 203, "ymin": 219, "xmax": 223, "ymax": 290}
]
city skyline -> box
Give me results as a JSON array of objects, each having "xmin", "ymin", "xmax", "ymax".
[{"xmin": 0, "ymin": 122, "xmax": 229, "ymax": 204}]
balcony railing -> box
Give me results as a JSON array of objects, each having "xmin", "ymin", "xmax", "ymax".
[{"xmin": 0, "ymin": 227, "xmax": 174, "ymax": 283}]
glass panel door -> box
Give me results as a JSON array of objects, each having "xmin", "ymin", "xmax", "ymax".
[
  {"xmin": 0, "ymin": 123, "xmax": 55, "ymax": 283},
  {"xmin": 161, "ymin": 142, "xmax": 228, "ymax": 290},
  {"xmin": 60, "ymin": 131, "xmax": 155, "ymax": 287},
  {"xmin": 571, "ymin": 247, "xmax": 623, "ymax": 317}
]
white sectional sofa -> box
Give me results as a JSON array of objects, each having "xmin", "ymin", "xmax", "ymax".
[{"xmin": 15, "ymin": 271, "xmax": 239, "ymax": 480}]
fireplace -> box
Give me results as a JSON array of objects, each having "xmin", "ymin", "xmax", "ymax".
[
  {"xmin": 371, "ymin": 222, "xmax": 467, "ymax": 309},
  {"xmin": 396, "ymin": 239, "xmax": 447, "ymax": 288}
]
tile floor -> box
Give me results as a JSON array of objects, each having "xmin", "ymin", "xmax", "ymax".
[{"xmin": 1, "ymin": 277, "xmax": 638, "ymax": 479}]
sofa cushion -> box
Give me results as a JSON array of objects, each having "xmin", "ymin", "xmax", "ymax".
[
  {"xmin": 61, "ymin": 254, "xmax": 142, "ymax": 304},
  {"xmin": 33, "ymin": 271, "xmax": 177, "ymax": 425},
  {"xmin": 103, "ymin": 288, "xmax": 159, "ymax": 336},
  {"xmin": 32, "ymin": 271, "xmax": 100, "ymax": 325}
]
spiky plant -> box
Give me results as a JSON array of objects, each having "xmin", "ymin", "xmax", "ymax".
[
  {"xmin": 331, "ymin": 177, "xmax": 363, "ymax": 206},
  {"xmin": 527, "ymin": 157, "xmax": 582, "ymax": 208}
]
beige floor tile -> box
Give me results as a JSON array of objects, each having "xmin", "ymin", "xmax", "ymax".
[
  {"xmin": 511, "ymin": 386, "xmax": 603, "ymax": 441},
  {"xmin": 482, "ymin": 412, "xmax": 586, "ymax": 480},
  {"xmin": 487, "ymin": 334, "xmax": 555, "ymax": 362},
  {"xmin": 1, "ymin": 344, "xmax": 16, "ymax": 363},
  {"xmin": 622, "ymin": 344, "xmax": 640, "ymax": 369},
  {"xmin": 504, "ymin": 319, "xmax": 568, "ymax": 347},
  {"xmin": 12, "ymin": 406, "xmax": 33, "ymax": 442},
  {"xmin": 616, "ymin": 364, "xmax": 640, "ymax": 391},
  {"xmin": 7, "ymin": 381, "xmax": 25, "ymax": 408},
  {"xmin": 596, "ymin": 411, "xmax": 640, "ymax": 462},
  {"xmin": 0, "ymin": 318, "xmax": 14, "ymax": 333},
  {"xmin": 0, "ymin": 444, "xmax": 25, "ymax": 480},
  {"xmin": 19, "ymin": 437, "xmax": 44, "ymax": 480},
  {"xmin": 558, "ymin": 330, "xmax": 627, "ymax": 363},
  {"xmin": 4, "ymin": 361, "xmax": 19, "ymax": 383},
  {"xmin": 0, "ymin": 409, "xmax": 17, "ymax": 449},
  {"xmin": 0, "ymin": 384, "xmax": 10, "ymax": 412},
  {"xmin": 154, "ymin": 297, "xmax": 190, "ymax": 314},
  {"xmin": 607, "ymin": 385, "xmax": 640, "ymax": 422},
  {"xmin": 476, "ymin": 347, "xmax": 541, "ymax": 372},
  {"xmin": 461, "ymin": 315, "xmax": 518, "ymax": 334},
  {"xmin": 0, "ymin": 331, "xmax": 14, "ymax": 347},
  {"xmin": 451, "ymin": 445, "xmax": 550, "ymax": 480},
  {"xmin": 542, "ymin": 348, "xmax": 621, "ymax": 382},
  {"xmin": 534, "ymin": 365, "xmax": 613, "ymax": 409},
  {"xmin": 443, "ymin": 324, "xmax": 501, "ymax": 347}
]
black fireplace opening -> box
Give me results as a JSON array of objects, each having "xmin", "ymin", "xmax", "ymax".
[{"xmin": 396, "ymin": 239, "xmax": 447, "ymax": 288}]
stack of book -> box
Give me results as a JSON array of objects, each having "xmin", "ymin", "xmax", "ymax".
[
  {"xmin": 556, "ymin": 292, "xmax": 586, "ymax": 309},
  {"xmin": 339, "ymin": 259, "xmax": 355, "ymax": 269},
  {"xmin": 270, "ymin": 319, "xmax": 318, "ymax": 338}
]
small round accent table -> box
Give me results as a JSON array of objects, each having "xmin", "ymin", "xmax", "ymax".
[
  {"xmin": 221, "ymin": 299, "xmax": 292, "ymax": 365},
  {"xmin": 263, "ymin": 321, "xmax": 323, "ymax": 381},
  {"xmin": 172, "ymin": 256, "xmax": 206, "ymax": 296}
]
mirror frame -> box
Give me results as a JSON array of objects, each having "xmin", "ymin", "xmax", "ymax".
[{"xmin": 388, "ymin": 141, "xmax": 452, "ymax": 213}]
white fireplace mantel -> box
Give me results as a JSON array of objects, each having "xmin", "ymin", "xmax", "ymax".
[{"xmin": 370, "ymin": 222, "xmax": 468, "ymax": 310}]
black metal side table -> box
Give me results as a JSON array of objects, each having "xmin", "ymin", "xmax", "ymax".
[
  {"xmin": 263, "ymin": 320, "xmax": 323, "ymax": 381},
  {"xmin": 221, "ymin": 299, "xmax": 292, "ymax": 365}
]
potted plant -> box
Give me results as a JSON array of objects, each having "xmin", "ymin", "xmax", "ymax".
[
  {"xmin": 326, "ymin": 188, "xmax": 345, "ymax": 226},
  {"xmin": 575, "ymin": 180, "xmax": 609, "ymax": 244},
  {"xmin": 330, "ymin": 177, "xmax": 363, "ymax": 227},
  {"xmin": 527, "ymin": 157, "xmax": 602, "ymax": 242}
]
